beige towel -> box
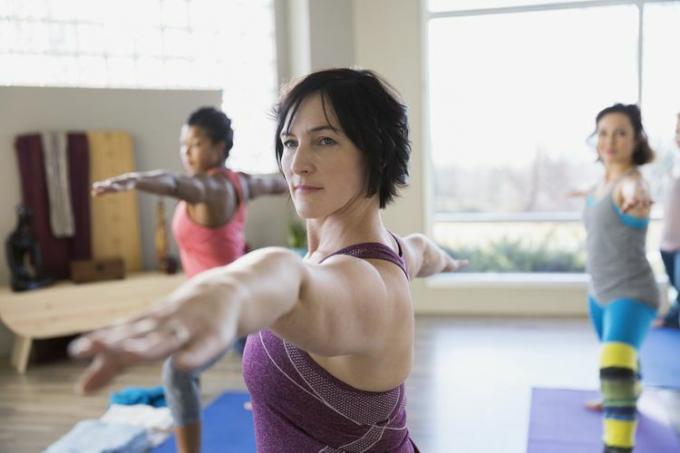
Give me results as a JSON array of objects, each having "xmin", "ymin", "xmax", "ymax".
[
  {"xmin": 41, "ymin": 132, "xmax": 75, "ymax": 237},
  {"xmin": 88, "ymin": 131, "xmax": 142, "ymax": 272}
]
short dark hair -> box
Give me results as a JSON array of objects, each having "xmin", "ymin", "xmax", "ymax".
[
  {"xmin": 187, "ymin": 107, "xmax": 234, "ymax": 160},
  {"xmin": 594, "ymin": 103, "xmax": 654, "ymax": 165},
  {"xmin": 274, "ymin": 68, "xmax": 410, "ymax": 209}
]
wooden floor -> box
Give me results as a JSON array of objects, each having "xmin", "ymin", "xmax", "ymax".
[{"xmin": 1, "ymin": 317, "xmax": 678, "ymax": 452}]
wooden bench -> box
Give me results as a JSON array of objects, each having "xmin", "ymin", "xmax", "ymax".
[{"xmin": 0, "ymin": 272, "xmax": 184, "ymax": 373}]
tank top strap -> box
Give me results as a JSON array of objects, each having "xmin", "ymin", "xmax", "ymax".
[{"xmin": 319, "ymin": 233, "xmax": 409, "ymax": 278}]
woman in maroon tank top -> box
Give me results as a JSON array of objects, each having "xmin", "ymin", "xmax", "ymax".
[{"xmin": 70, "ymin": 69, "xmax": 466, "ymax": 452}]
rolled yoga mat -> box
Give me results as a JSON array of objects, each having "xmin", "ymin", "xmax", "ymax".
[
  {"xmin": 153, "ymin": 391, "xmax": 255, "ymax": 453},
  {"xmin": 527, "ymin": 388, "xmax": 680, "ymax": 453}
]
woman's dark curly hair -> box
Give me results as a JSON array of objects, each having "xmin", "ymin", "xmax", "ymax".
[
  {"xmin": 274, "ymin": 68, "xmax": 410, "ymax": 208},
  {"xmin": 594, "ymin": 103, "xmax": 654, "ymax": 165},
  {"xmin": 187, "ymin": 107, "xmax": 234, "ymax": 160}
]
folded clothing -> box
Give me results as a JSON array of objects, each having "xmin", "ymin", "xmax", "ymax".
[
  {"xmin": 44, "ymin": 419, "xmax": 150, "ymax": 453},
  {"xmin": 110, "ymin": 386, "xmax": 167, "ymax": 408},
  {"xmin": 101, "ymin": 405, "xmax": 173, "ymax": 447}
]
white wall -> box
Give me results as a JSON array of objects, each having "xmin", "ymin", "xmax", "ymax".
[
  {"xmin": 352, "ymin": 0, "xmax": 432, "ymax": 309},
  {"xmin": 308, "ymin": 0, "xmax": 355, "ymax": 71},
  {"xmin": 0, "ymin": 86, "xmax": 289, "ymax": 356},
  {"xmin": 280, "ymin": 0, "xmax": 355, "ymax": 79}
]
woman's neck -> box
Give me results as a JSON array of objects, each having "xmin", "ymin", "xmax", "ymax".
[
  {"xmin": 604, "ymin": 162, "xmax": 634, "ymax": 183},
  {"xmin": 305, "ymin": 199, "xmax": 386, "ymax": 259}
]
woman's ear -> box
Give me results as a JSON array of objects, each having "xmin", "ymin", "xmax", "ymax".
[{"xmin": 215, "ymin": 141, "xmax": 227, "ymax": 162}]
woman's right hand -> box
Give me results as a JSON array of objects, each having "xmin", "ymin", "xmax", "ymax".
[
  {"xmin": 69, "ymin": 276, "xmax": 241, "ymax": 393},
  {"xmin": 91, "ymin": 173, "xmax": 140, "ymax": 196}
]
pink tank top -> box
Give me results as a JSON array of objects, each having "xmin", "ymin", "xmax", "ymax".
[
  {"xmin": 171, "ymin": 168, "xmax": 247, "ymax": 278},
  {"xmin": 242, "ymin": 239, "xmax": 418, "ymax": 453}
]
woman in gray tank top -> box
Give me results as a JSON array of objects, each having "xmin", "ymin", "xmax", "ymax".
[{"xmin": 583, "ymin": 104, "xmax": 658, "ymax": 453}]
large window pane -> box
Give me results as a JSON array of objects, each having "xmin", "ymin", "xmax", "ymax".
[
  {"xmin": 428, "ymin": 5, "xmax": 638, "ymax": 216},
  {"xmin": 641, "ymin": 2, "xmax": 680, "ymax": 208}
]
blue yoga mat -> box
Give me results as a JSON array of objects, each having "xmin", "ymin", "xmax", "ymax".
[
  {"xmin": 153, "ymin": 391, "xmax": 255, "ymax": 453},
  {"xmin": 527, "ymin": 388, "xmax": 680, "ymax": 453},
  {"xmin": 641, "ymin": 327, "xmax": 680, "ymax": 389}
]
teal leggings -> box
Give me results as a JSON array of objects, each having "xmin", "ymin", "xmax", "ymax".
[{"xmin": 588, "ymin": 297, "xmax": 656, "ymax": 348}]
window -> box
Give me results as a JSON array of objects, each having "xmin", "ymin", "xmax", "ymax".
[
  {"xmin": 642, "ymin": 2, "xmax": 680, "ymax": 203},
  {"xmin": 0, "ymin": 0, "xmax": 279, "ymax": 173},
  {"xmin": 426, "ymin": 0, "xmax": 680, "ymax": 272}
]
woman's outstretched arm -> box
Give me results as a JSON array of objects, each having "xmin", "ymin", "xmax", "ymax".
[
  {"xmin": 238, "ymin": 172, "xmax": 289, "ymax": 200},
  {"xmin": 71, "ymin": 234, "xmax": 466, "ymax": 393},
  {"xmin": 70, "ymin": 247, "xmax": 304, "ymax": 393},
  {"xmin": 402, "ymin": 233, "xmax": 467, "ymax": 279},
  {"xmin": 92, "ymin": 170, "xmax": 236, "ymax": 204}
]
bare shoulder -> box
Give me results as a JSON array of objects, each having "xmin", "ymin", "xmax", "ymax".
[
  {"xmin": 271, "ymin": 251, "xmax": 408, "ymax": 358},
  {"xmin": 399, "ymin": 233, "xmax": 426, "ymax": 280},
  {"xmin": 320, "ymin": 251, "xmax": 413, "ymax": 338},
  {"xmin": 316, "ymin": 251, "xmax": 411, "ymax": 315},
  {"xmin": 181, "ymin": 172, "xmax": 238, "ymax": 217},
  {"xmin": 203, "ymin": 171, "xmax": 238, "ymax": 198}
]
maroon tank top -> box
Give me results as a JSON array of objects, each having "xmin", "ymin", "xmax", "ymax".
[{"xmin": 242, "ymin": 238, "xmax": 417, "ymax": 452}]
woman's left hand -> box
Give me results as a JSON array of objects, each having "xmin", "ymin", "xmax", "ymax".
[
  {"xmin": 619, "ymin": 178, "xmax": 653, "ymax": 214},
  {"xmin": 443, "ymin": 256, "xmax": 468, "ymax": 272}
]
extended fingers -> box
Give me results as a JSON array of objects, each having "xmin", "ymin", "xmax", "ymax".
[
  {"xmin": 172, "ymin": 333, "xmax": 230, "ymax": 371},
  {"xmin": 445, "ymin": 257, "xmax": 468, "ymax": 272},
  {"xmin": 76, "ymin": 352, "xmax": 123, "ymax": 393},
  {"xmin": 621, "ymin": 197, "xmax": 652, "ymax": 213}
]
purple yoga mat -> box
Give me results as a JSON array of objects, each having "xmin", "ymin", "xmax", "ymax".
[{"xmin": 527, "ymin": 388, "xmax": 680, "ymax": 453}]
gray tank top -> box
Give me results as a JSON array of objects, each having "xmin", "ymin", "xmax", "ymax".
[{"xmin": 583, "ymin": 183, "xmax": 658, "ymax": 309}]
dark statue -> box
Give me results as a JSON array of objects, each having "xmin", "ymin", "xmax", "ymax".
[{"xmin": 5, "ymin": 205, "xmax": 53, "ymax": 291}]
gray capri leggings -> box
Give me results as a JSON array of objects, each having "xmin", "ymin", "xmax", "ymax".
[
  {"xmin": 162, "ymin": 356, "xmax": 213, "ymax": 426},
  {"xmin": 163, "ymin": 337, "xmax": 247, "ymax": 425}
]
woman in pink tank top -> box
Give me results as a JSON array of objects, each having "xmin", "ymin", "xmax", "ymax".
[
  {"xmin": 72, "ymin": 69, "xmax": 467, "ymax": 452},
  {"xmin": 91, "ymin": 107, "xmax": 287, "ymax": 452}
]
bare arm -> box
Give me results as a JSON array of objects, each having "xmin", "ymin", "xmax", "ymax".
[
  {"xmin": 70, "ymin": 232, "xmax": 467, "ymax": 392},
  {"xmin": 238, "ymin": 172, "xmax": 289, "ymax": 200},
  {"xmin": 70, "ymin": 247, "xmax": 401, "ymax": 391},
  {"xmin": 567, "ymin": 189, "xmax": 589, "ymax": 198},
  {"xmin": 567, "ymin": 183, "xmax": 596, "ymax": 199},
  {"xmin": 402, "ymin": 233, "xmax": 467, "ymax": 279},
  {"xmin": 92, "ymin": 170, "xmax": 236, "ymax": 206}
]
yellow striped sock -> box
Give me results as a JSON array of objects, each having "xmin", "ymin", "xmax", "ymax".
[
  {"xmin": 603, "ymin": 418, "xmax": 636, "ymax": 449},
  {"xmin": 600, "ymin": 342, "xmax": 637, "ymax": 370}
]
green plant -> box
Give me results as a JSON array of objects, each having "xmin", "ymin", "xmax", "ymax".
[
  {"xmin": 446, "ymin": 236, "xmax": 585, "ymax": 273},
  {"xmin": 288, "ymin": 221, "xmax": 307, "ymax": 249}
]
